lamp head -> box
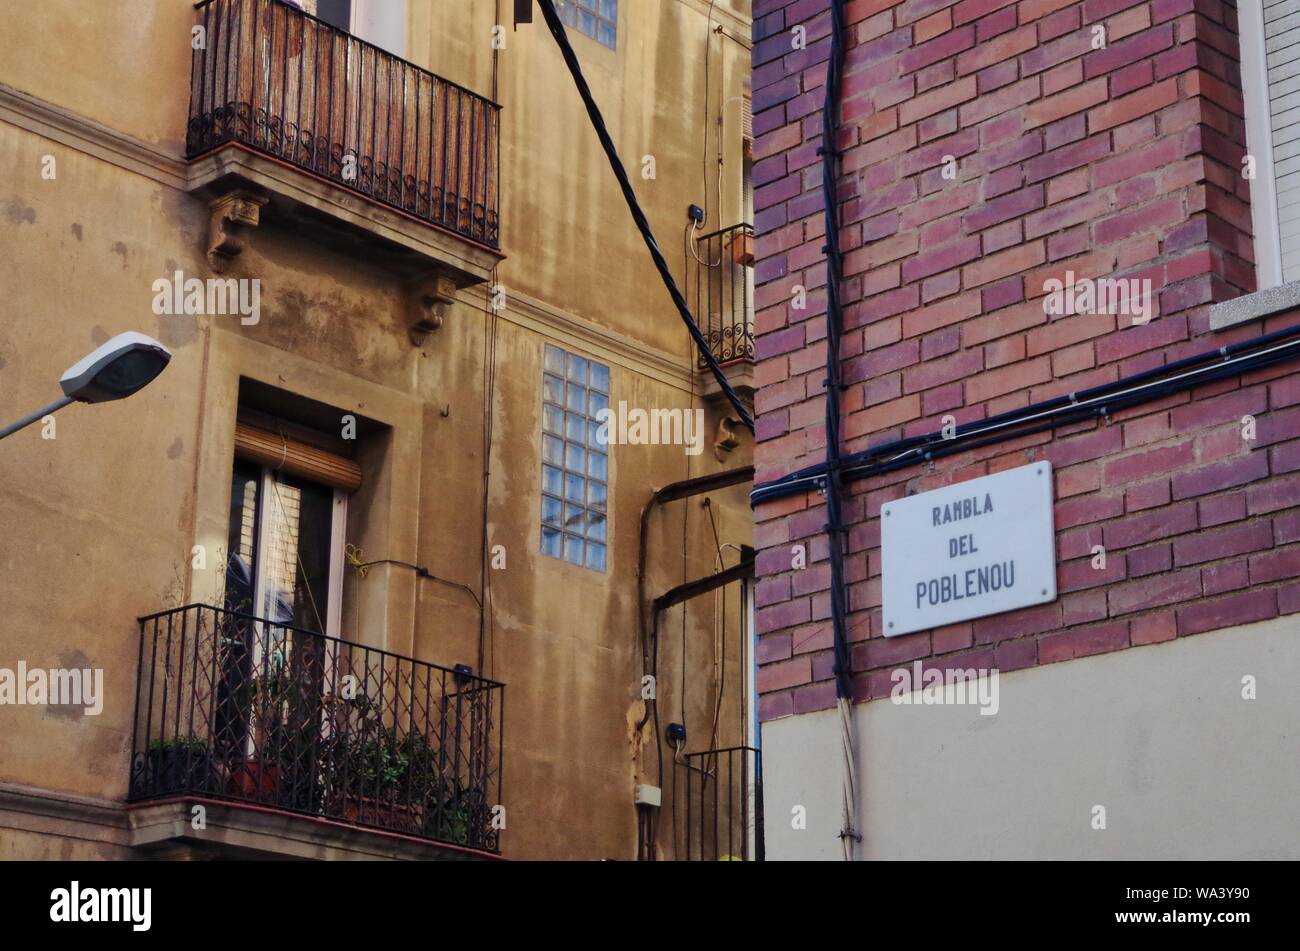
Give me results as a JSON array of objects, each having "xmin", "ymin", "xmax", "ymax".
[{"xmin": 59, "ymin": 332, "xmax": 171, "ymax": 404}]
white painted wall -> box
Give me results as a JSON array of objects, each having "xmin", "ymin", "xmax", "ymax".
[{"xmin": 762, "ymin": 615, "xmax": 1300, "ymax": 859}]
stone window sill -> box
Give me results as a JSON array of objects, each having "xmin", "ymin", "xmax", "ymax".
[{"xmin": 1209, "ymin": 281, "xmax": 1300, "ymax": 331}]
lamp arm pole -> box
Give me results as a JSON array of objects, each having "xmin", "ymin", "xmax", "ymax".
[{"xmin": 0, "ymin": 396, "xmax": 75, "ymax": 441}]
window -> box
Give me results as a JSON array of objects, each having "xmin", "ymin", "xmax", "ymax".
[
  {"xmin": 540, "ymin": 344, "xmax": 610, "ymax": 571},
  {"xmin": 220, "ymin": 455, "xmax": 346, "ymax": 769},
  {"xmin": 223, "ymin": 414, "xmax": 357, "ymax": 634},
  {"xmin": 299, "ymin": 0, "xmax": 407, "ymax": 57},
  {"xmin": 224, "ymin": 459, "xmax": 347, "ymax": 636},
  {"xmin": 312, "ymin": 0, "xmax": 352, "ymax": 33},
  {"xmin": 1240, "ymin": 1, "xmax": 1300, "ymax": 289},
  {"xmin": 558, "ymin": 0, "xmax": 617, "ymax": 49}
]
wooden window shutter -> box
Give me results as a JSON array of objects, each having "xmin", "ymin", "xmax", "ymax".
[
  {"xmin": 234, "ymin": 421, "xmax": 362, "ymax": 493},
  {"xmin": 742, "ymin": 90, "xmax": 753, "ymax": 160}
]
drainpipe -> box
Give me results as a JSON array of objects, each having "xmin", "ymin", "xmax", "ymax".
[{"xmin": 817, "ymin": 0, "xmax": 860, "ymax": 861}]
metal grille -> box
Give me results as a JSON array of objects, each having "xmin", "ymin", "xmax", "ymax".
[
  {"xmin": 187, "ymin": 0, "xmax": 501, "ymax": 248},
  {"xmin": 685, "ymin": 223, "xmax": 755, "ymax": 368},
  {"xmin": 128, "ymin": 604, "xmax": 505, "ymax": 853},
  {"xmin": 681, "ymin": 745, "xmax": 764, "ymax": 861}
]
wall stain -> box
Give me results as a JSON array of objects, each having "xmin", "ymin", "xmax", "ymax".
[
  {"xmin": 111, "ymin": 241, "xmax": 129, "ymax": 269},
  {"xmin": 256, "ymin": 286, "xmax": 408, "ymax": 385},
  {"xmin": 166, "ymin": 437, "xmax": 184, "ymax": 459},
  {"xmin": 45, "ymin": 649, "xmax": 95, "ymax": 721},
  {"xmin": 70, "ymin": 223, "xmax": 83, "ymax": 241},
  {"xmin": 4, "ymin": 199, "xmax": 36, "ymax": 225},
  {"xmin": 155, "ymin": 312, "xmax": 198, "ymax": 349},
  {"xmin": 90, "ymin": 326, "xmax": 109, "ymax": 346}
]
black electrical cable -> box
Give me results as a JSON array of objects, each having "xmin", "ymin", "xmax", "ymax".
[
  {"xmin": 534, "ymin": 0, "xmax": 754, "ymax": 431},
  {"xmin": 348, "ymin": 551, "xmax": 483, "ymax": 608},
  {"xmin": 752, "ymin": 321, "xmax": 1300, "ymax": 506},
  {"xmin": 819, "ymin": 0, "xmax": 853, "ymax": 703}
]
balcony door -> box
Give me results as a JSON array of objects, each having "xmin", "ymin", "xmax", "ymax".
[
  {"xmin": 220, "ymin": 457, "xmax": 347, "ymax": 790},
  {"xmin": 304, "ymin": 0, "xmax": 407, "ymax": 57},
  {"xmin": 225, "ymin": 459, "xmax": 346, "ymax": 638}
]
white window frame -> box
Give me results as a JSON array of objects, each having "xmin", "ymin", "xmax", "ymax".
[{"xmin": 1241, "ymin": 0, "xmax": 1286, "ymax": 291}]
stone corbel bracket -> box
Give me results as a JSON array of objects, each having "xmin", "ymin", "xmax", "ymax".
[
  {"xmin": 714, "ymin": 414, "xmax": 742, "ymax": 461},
  {"xmin": 207, "ymin": 191, "xmax": 268, "ymax": 273},
  {"xmin": 408, "ymin": 272, "xmax": 459, "ymax": 346}
]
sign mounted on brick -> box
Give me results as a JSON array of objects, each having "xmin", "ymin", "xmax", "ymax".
[{"xmin": 881, "ymin": 462, "xmax": 1057, "ymax": 637}]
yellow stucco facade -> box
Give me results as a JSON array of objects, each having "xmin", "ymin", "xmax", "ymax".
[{"xmin": 0, "ymin": 0, "xmax": 754, "ymax": 861}]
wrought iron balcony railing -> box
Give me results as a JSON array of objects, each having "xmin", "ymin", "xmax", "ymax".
[
  {"xmin": 681, "ymin": 745, "xmax": 764, "ymax": 861},
  {"xmin": 188, "ymin": 0, "xmax": 501, "ymax": 248},
  {"xmin": 129, "ymin": 603, "xmax": 504, "ymax": 853},
  {"xmin": 685, "ymin": 223, "xmax": 755, "ymax": 368}
]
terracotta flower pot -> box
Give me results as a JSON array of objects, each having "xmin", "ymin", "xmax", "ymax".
[
  {"xmin": 728, "ymin": 231, "xmax": 755, "ymax": 267},
  {"xmin": 227, "ymin": 761, "xmax": 281, "ymax": 800},
  {"xmin": 342, "ymin": 794, "xmax": 424, "ymax": 833}
]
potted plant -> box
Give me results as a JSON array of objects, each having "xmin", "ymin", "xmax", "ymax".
[
  {"xmin": 142, "ymin": 736, "xmax": 212, "ymax": 796},
  {"xmin": 423, "ymin": 777, "xmax": 489, "ymax": 847},
  {"xmin": 334, "ymin": 727, "xmax": 427, "ymax": 834},
  {"xmin": 226, "ymin": 662, "xmax": 295, "ymax": 803}
]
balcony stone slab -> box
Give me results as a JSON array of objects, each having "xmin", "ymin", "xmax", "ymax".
[
  {"xmin": 127, "ymin": 798, "xmax": 502, "ymax": 861},
  {"xmin": 186, "ymin": 143, "xmax": 503, "ymax": 287}
]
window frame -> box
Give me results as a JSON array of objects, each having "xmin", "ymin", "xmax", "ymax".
[
  {"xmin": 557, "ymin": 0, "xmax": 618, "ymax": 50},
  {"xmin": 229, "ymin": 461, "xmax": 348, "ymax": 639},
  {"xmin": 1241, "ymin": 0, "xmax": 1286, "ymax": 291},
  {"xmin": 539, "ymin": 343, "xmax": 610, "ymax": 572}
]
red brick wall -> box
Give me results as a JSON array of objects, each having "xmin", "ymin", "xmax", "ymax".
[{"xmin": 751, "ymin": 0, "xmax": 1300, "ymax": 720}]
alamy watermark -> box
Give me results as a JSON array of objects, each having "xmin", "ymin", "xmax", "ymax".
[
  {"xmin": 1042, "ymin": 270, "xmax": 1153, "ymax": 325},
  {"xmin": 0, "ymin": 662, "xmax": 104, "ymax": 716},
  {"xmin": 152, "ymin": 270, "xmax": 261, "ymax": 325},
  {"xmin": 890, "ymin": 661, "xmax": 999, "ymax": 716},
  {"xmin": 595, "ymin": 401, "xmax": 705, "ymax": 456},
  {"xmin": 50, "ymin": 882, "xmax": 150, "ymax": 931}
]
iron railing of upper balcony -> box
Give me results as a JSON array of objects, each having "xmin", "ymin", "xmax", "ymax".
[
  {"xmin": 681, "ymin": 745, "xmax": 764, "ymax": 861},
  {"xmin": 188, "ymin": 0, "xmax": 501, "ymax": 248},
  {"xmin": 685, "ymin": 223, "xmax": 755, "ymax": 368},
  {"xmin": 128, "ymin": 603, "xmax": 504, "ymax": 853}
]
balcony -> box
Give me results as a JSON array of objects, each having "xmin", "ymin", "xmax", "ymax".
[
  {"xmin": 685, "ymin": 224, "xmax": 755, "ymax": 406},
  {"xmin": 127, "ymin": 604, "xmax": 504, "ymax": 858},
  {"xmin": 680, "ymin": 745, "xmax": 764, "ymax": 861},
  {"xmin": 185, "ymin": 0, "xmax": 501, "ymax": 284}
]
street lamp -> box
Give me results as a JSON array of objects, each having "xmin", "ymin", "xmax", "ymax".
[{"xmin": 0, "ymin": 332, "xmax": 172, "ymax": 440}]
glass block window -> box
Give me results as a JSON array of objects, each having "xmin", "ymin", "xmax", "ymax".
[
  {"xmin": 541, "ymin": 344, "xmax": 610, "ymax": 571},
  {"xmin": 557, "ymin": 0, "xmax": 617, "ymax": 49}
]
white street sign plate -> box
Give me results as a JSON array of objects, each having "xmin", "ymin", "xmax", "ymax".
[{"xmin": 881, "ymin": 461, "xmax": 1057, "ymax": 637}]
